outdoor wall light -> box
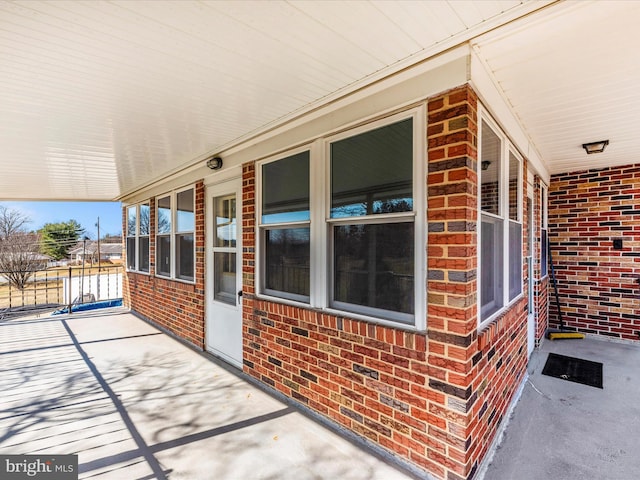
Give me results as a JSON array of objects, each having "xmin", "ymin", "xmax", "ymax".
[
  {"xmin": 582, "ymin": 140, "xmax": 609, "ymax": 154},
  {"xmin": 481, "ymin": 160, "xmax": 491, "ymax": 171},
  {"xmin": 206, "ymin": 156, "xmax": 223, "ymax": 170}
]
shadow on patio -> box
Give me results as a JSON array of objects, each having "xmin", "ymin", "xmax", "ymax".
[{"xmin": 0, "ymin": 308, "xmax": 413, "ymax": 480}]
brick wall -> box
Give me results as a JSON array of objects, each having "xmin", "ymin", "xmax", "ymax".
[
  {"xmin": 241, "ymin": 86, "xmax": 483, "ymax": 479},
  {"xmin": 465, "ymin": 168, "xmax": 529, "ymax": 478},
  {"xmin": 123, "ymin": 85, "xmax": 535, "ymax": 480},
  {"xmin": 123, "ymin": 181, "xmax": 206, "ymax": 348},
  {"xmin": 549, "ymin": 165, "xmax": 640, "ymax": 340}
]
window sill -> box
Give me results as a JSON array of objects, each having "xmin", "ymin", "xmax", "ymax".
[
  {"xmin": 255, "ymin": 293, "xmax": 423, "ymax": 333},
  {"xmin": 478, "ymin": 292, "xmax": 525, "ymax": 332},
  {"xmin": 126, "ymin": 270, "xmax": 151, "ymax": 276},
  {"xmin": 154, "ymin": 274, "xmax": 196, "ymax": 286}
]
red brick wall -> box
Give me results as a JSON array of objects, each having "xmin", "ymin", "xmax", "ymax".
[
  {"xmin": 465, "ymin": 166, "xmax": 529, "ymax": 479},
  {"xmin": 549, "ymin": 165, "xmax": 640, "ymax": 340},
  {"xmin": 124, "ymin": 85, "xmax": 535, "ymax": 480},
  {"xmin": 123, "ymin": 181, "xmax": 206, "ymax": 348},
  {"xmin": 240, "ymin": 86, "xmax": 482, "ymax": 479}
]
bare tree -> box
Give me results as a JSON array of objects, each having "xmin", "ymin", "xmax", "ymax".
[
  {"xmin": 0, "ymin": 206, "xmax": 30, "ymax": 240},
  {"xmin": 0, "ymin": 207, "xmax": 44, "ymax": 290}
]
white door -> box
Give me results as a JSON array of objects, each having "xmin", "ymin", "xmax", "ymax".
[
  {"xmin": 526, "ymin": 194, "xmax": 536, "ymax": 357},
  {"xmin": 206, "ymin": 178, "xmax": 243, "ymax": 368}
]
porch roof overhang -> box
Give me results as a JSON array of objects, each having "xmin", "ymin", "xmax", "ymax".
[{"xmin": 1, "ymin": 1, "xmax": 639, "ymax": 202}]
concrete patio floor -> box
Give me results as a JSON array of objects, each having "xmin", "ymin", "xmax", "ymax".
[
  {"xmin": 0, "ymin": 308, "xmax": 415, "ymax": 480},
  {"xmin": 483, "ymin": 335, "xmax": 640, "ymax": 480},
  {"xmin": 3, "ymin": 308, "xmax": 639, "ymax": 480}
]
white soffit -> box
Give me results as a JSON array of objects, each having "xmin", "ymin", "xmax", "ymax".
[
  {"xmin": 474, "ymin": 0, "xmax": 640, "ymax": 176},
  {"xmin": 0, "ymin": 0, "xmax": 552, "ymax": 201}
]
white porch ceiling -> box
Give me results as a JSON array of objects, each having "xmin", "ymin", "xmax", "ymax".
[
  {"xmin": 474, "ymin": 0, "xmax": 640, "ymax": 177},
  {"xmin": 1, "ymin": 0, "xmax": 637, "ymax": 201}
]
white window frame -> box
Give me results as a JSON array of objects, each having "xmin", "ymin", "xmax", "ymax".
[
  {"xmin": 155, "ymin": 185, "xmax": 196, "ymax": 283},
  {"xmin": 478, "ymin": 111, "xmax": 524, "ymax": 329},
  {"xmin": 256, "ymin": 144, "xmax": 312, "ymax": 304},
  {"xmin": 126, "ymin": 202, "xmax": 150, "ymax": 274},
  {"xmin": 256, "ymin": 106, "xmax": 426, "ymax": 331},
  {"xmin": 156, "ymin": 194, "xmax": 172, "ymax": 278}
]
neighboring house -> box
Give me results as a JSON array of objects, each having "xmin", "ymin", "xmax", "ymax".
[{"xmin": 69, "ymin": 242, "xmax": 123, "ymax": 264}]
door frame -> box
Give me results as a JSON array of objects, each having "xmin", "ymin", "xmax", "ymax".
[
  {"xmin": 526, "ymin": 174, "xmax": 536, "ymax": 357},
  {"xmin": 205, "ymin": 171, "xmax": 243, "ymax": 368}
]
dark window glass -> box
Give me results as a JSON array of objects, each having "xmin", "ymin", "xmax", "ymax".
[
  {"xmin": 157, "ymin": 236, "xmax": 171, "ymax": 276},
  {"xmin": 331, "ymin": 118, "xmax": 413, "ymax": 218},
  {"xmin": 509, "ymin": 153, "xmax": 519, "ymax": 221},
  {"xmin": 177, "ymin": 234, "xmax": 194, "ymax": 281},
  {"xmin": 139, "ymin": 237, "xmax": 149, "ymax": 273},
  {"xmin": 481, "ymin": 121, "xmax": 501, "ymax": 216},
  {"xmin": 541, "ymin": 228, "xmax": 548, "ymax": 278},
  {"xmin": 509, "ymin": 221, "xmax": 522, "ymax": 301},
  {"xmin": 262, "ymin": 152, "xmax": 310, "ymax": 223},
  {"xmin": 264, "ymin": 227, "xmax": 310, "ymax": 298},
  {"xmin": 481, "ymin": 216, "xmax": 504, "ymax": 320},
  {"xmin": 126, "ymin": 237, "xmax": 136, "ymax": 270},
  {"xmin": 333, "ymin": 222, "xmax": 414, "ymax": 318}
]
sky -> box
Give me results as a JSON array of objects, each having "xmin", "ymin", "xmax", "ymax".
[{"xmin": 0, "ymin": 201, "xmax": 122, "ymax": 240}]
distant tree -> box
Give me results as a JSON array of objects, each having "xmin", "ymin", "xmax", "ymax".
[
  {"xmin": 0, "ymin": 207, "xmax": 44, "ymax": 290},
  {"xmin": 39, "ymin": 220, "xmax": 85, "ymax": 260}
]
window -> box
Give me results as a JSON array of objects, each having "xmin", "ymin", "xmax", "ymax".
[
  {"xmin": 126, "ymin": 203, "xmax": 150, "ymax": 273},
  {"xmin": 480, "ymin": 123, "xmax": 503, "ymax": 319},
  {"xmin": 259, "ymin": 150, "xmax": 310, "ymax": 302},
  {"xmin": 156, "ymin": 195, "xmax": 171, "ymax": 277},
  {"xmin": 479, "ymin": 118, "xmax": 523, "ymax": 324},
  {"xmin": 155, "ymin": 186, "xmax": 195, "ymax": 282},
  {"xmin": 508, "ymin": 152, "xmax": 522, "ymax": 301},
  {"xmin": 329, "ymin": 118, "xmax": 415, "ymax": 323},
  {"xmin": 540, "ymin": 184, "xmax": 548, "ymax": 278},
  {"xmin": 256, "ymin": 109, "xmax": 425, "ymax": 328},
  {"xmin": 176, "ymin": 189, "xmax": 195, "ymax": 281}
]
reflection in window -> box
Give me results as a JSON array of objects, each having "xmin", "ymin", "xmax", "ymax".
[
  {"xmin": 215, "ymin": 195, "xmax": 236, "ymax": 248},
  {"xmin": 214, "ymin": 252, "xmax": 236, "ymax": 305},
  {"xmin": 177, "ymin": 234, "xmax": 194, "ymax": 281},
  {"xmin": 126, "ymin": 204, "xmax": 149, "ymax": 273},
  {"xmin": 334, "ymin": 222, "xmax": 414, "ymax": 321},
  {"xmin": 481, "ymin": 121, "xmax": 501, "ymax": 216},
  {"xmin": 331, "ymin": 118, "xmax": 413, "ymax": 218},
  {"xmin": 262, "ymin": 151, "xmax": 309, "ymax": 224},
  {"xmin": 177, "ymin": 189, "xmax": 194, "ymax": 232},
  {"xmin": 479, "ymin": 120, "xmax": 523, "ymax": 323},
  {"xmin": 265, "ymin": 228, "xmax": 310, "ymax": 299},
  {"xmin": 157, "ymin": 196, "xmax": 171, "ymax": 234},
  {"xmin": 156, "ymin": 196, "xmax": 171, "ymax": 277},
  {"xmin": 260, "ymin": 151, "xmax": 311, "ymax": 302},
  {"xmin": 481, "ymin": 217, "xmax": 504, "ymax": 319},
  {"xmin": 126, "ymin": 206, "xmax": 136, "ymax": 270}
]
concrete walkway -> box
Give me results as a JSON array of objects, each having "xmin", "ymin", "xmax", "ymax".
[
  {"xmin": 483, "ymin": 336, "xmax": 640, "ymax": 480},
  {"xmin": 0, "ymin": 309, "xmax": 414, "ymax": 480}
]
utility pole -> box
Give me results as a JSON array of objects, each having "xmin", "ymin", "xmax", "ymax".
[
  {"xmin": 96, "ymin": 217, "xmax": 101, "ymax": 301},
  {"xmin": 96, "ymin": 217, "xmax": 101, "ymax": 272}
]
